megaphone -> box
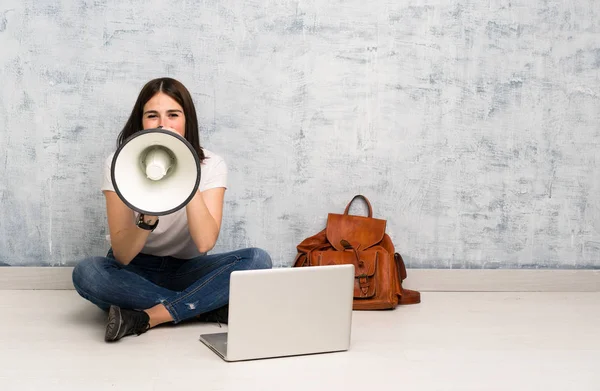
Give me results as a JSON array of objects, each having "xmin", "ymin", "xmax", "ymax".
[{"xmin": 111, "ymin": 128, "xmax": 201, "ymax": 216}]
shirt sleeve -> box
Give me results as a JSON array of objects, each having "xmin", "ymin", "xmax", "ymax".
[
  {"xmin": 101, "ymin": 153, "xmax": 116, "ymax": 192},
  {"xmin": 200, "ymin": 154, "xmax": 228, "ymax": 191}
]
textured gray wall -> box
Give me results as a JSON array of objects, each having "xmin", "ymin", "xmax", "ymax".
[{"xmin": 1, "ymin": 1, "xmax": 599, "ymax": 268}]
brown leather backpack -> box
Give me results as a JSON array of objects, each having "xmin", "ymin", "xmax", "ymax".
[{"xmin": 293, "ymin": 195, "xmax": 420, "ymax": 310}]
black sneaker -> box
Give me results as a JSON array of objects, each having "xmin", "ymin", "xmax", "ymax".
[
  {"xmin": 105, "ymin": 305, "xmax": 150, "ymax": 342},
  {"xmin": 197, "ymin": 305, "xmax": 229, "ymax": 326}
]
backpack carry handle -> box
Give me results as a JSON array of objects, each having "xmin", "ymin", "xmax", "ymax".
[{"xmin": 343, "ymin": 194, "xmax": 373, "ymax": 218}]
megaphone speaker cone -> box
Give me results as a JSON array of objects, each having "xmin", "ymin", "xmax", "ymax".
[{"xmin": 143, "ymin": 146, "xmax": 174, "ymax": 181}]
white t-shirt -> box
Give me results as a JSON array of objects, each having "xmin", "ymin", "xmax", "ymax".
[{"xmin": 101, "ymin": 148, "xmax": 227, "ymax": 259}]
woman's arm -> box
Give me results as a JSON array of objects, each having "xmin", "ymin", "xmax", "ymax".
[
  {"xmin": 185, "ymin": 187, "xmax": 225, "ymax": 253},
  {"xmin": 103, "ymin": 191, "xmax": 156, "ymax": 265}
]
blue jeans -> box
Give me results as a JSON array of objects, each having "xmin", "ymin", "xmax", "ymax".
[{"xmin": 72, "ymin": 247, "xmax": 272, "ymax": 323}]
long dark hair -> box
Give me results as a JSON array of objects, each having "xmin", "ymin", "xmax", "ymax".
[{"xmin": 117, "ymin": 77, "xmax": 205, "ymax": 162}]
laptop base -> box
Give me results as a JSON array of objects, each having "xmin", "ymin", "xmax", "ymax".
[{"xmin": 199, "ymin": 332, "xmax": 229, "ymax": 361}]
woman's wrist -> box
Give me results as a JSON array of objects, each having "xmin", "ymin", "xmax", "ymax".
[{"xmin": 136, "ymin": 213, "xmax": 159, "ymax": 231}]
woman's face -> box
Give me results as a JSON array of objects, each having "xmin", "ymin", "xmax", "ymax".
[{"xmin": 142, "ymin": 92, "xmax": 186, "ymax": 137}]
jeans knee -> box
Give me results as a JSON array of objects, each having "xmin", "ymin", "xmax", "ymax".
[
  {"xmin": 247, "ymin": 247, "xmax": 272, "ymax": 270},
  {"xmin": 72, "ymin": 256, "xmax": 110, "ymax": 292}
]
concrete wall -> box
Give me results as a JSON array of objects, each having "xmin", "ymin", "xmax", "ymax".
[{"xmin": 1, "ymin": 0, "xmax": 599, "ymax": 268}]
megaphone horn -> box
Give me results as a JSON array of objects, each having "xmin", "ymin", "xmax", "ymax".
[{"xmin": 111, "ymin": 128, "xmax": 201, "ymax": 216}]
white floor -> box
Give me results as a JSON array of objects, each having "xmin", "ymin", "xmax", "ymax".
[{"xmin": 0, "ymin": 290, "xmax": 598, "ymax": 391}]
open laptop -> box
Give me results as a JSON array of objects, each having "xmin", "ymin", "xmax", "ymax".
[{"xmin": 199, "ymin": 264, "xmax": 355, "ymax": 362}]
